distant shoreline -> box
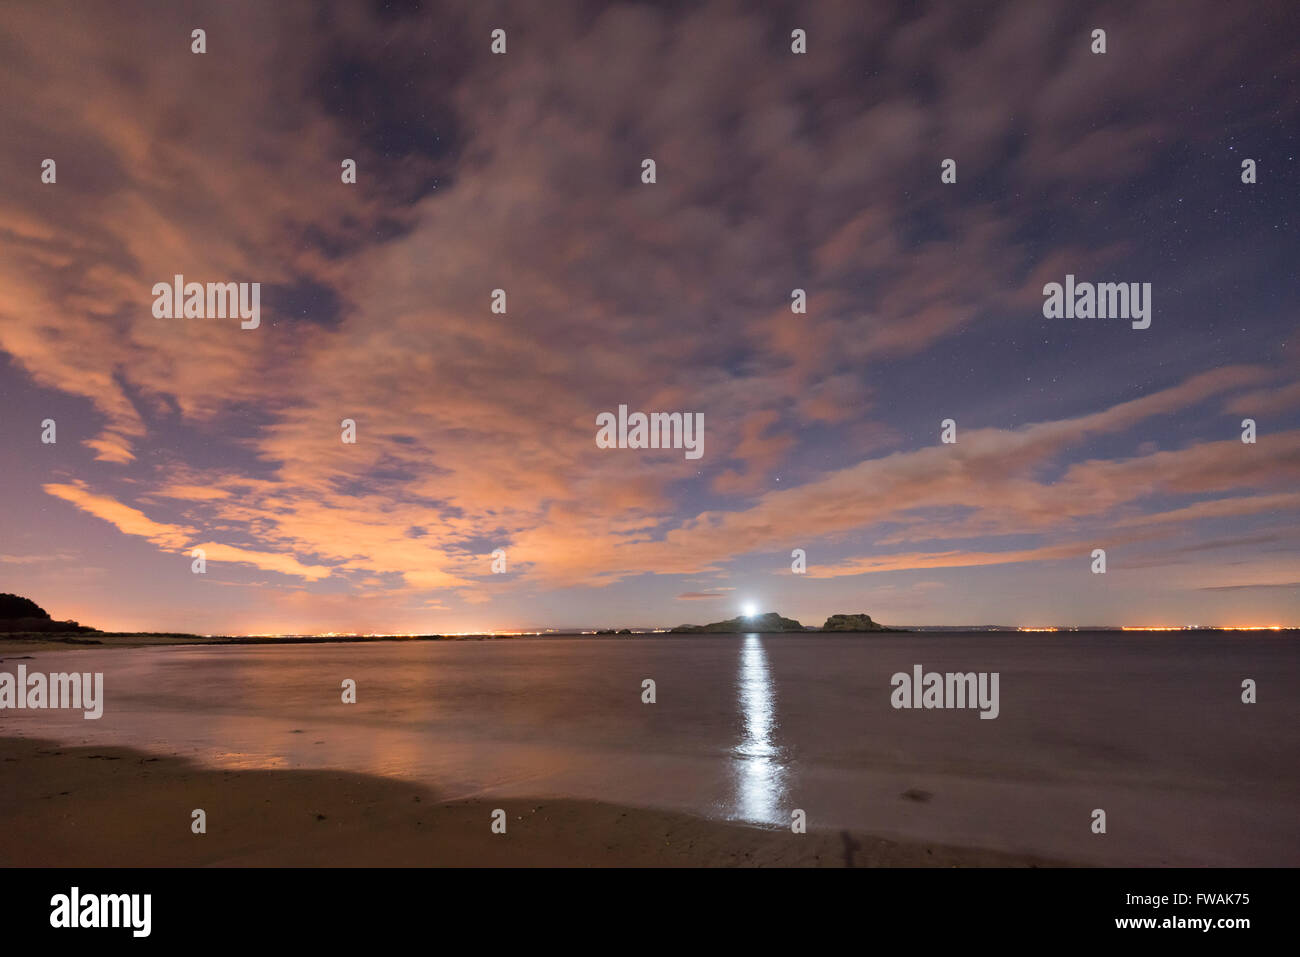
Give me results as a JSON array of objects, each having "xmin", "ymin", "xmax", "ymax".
[{"xmin": 2, "ymin": 626, "xmax": 1296, "ymax": 653}]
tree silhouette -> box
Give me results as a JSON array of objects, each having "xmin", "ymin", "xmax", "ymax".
[{"xmin": 0, "ymin": 594, "xmax": 51, "ymax": 620}]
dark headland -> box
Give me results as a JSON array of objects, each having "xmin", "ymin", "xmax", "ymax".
[{"xmin": 0, "ymin": 593, "xmax": 100, "ymax": 637}]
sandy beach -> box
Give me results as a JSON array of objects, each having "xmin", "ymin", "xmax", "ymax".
[{"xmin": 0, "ymin": 736, "xmax": 1063, "ymax": 867}]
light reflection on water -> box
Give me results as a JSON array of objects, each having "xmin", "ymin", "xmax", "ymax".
[{"xmin": 731, "ymin": 633, "xmax": 788, "ymax": 824}]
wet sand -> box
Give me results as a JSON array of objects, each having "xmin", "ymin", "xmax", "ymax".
[{"xmin": 0, "ymin": 736, "xmax": 1065, "ymax": 867}]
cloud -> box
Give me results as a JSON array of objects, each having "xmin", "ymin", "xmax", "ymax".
[
  {"xmin": 43, "ymin": 482, "xmax": 334, "ymax": 581},
  {"xmin": 43, "ymin": 482, "xmax": 193, "ymax": 551},
  {"xmin": 4, "ymin": 1, "xmax": 1298, "ymax": 627},
  {"xmin": 188, "ymin": 542, "xmax": 332, "ymax": 582},
  {"xmin": 804, "ymin": 543, "xmax": 1084, "ymax": 578},
  {"xmin": 1199, "ymin": 582, "xmax": 1300, "ymax": 592},
  {"xmin": 1226, "ymin": 380, "xmax": 1300, "ymax": 417}
]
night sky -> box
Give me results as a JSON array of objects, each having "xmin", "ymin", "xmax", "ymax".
[{"xmin": 1, "ymin": 0, "xmax": 1297, "ymax": 633}]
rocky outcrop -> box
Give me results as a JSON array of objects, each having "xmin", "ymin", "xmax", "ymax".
[
  {"xmin": 821, "ymin": 613, "xmax": 899, "ymax": 632},
  {"xmin": 670, "ymin": 611, "xmax": 805, "ymax": 633}
]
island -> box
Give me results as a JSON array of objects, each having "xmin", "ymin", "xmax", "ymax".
[
  {"xmin": 670, "ymin": 611, "xmax": 904, "ymax": 633},
  {"xmin": 821, "ymin": 613, "xmax": 899, "ymax": 632}
]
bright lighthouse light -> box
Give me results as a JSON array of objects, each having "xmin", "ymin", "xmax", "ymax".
[{"xmin": 742, "ymin": 602, "xmax": 757, "ymax": 617}]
